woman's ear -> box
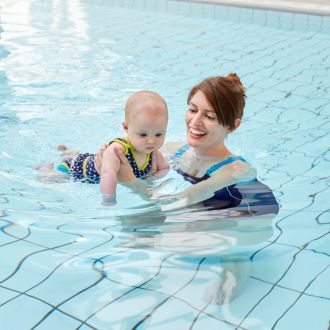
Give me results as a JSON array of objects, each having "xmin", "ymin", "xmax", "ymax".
[
  {"xmin": 122, "ymin": 121, "xmax": 128, "ymax": 132},
  {"xmin": 229, "ymin": 118, "xmax": 241, "ymax": 132}
]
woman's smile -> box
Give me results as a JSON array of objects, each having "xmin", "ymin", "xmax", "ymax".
[{"xmin": 189, "ymin": 128, "xmax": 207, "ymax": 139}]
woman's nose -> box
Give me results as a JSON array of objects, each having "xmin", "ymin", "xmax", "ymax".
[{"xmin": 190, "ymin": 112, "xmax": 203, "ymax": 126}]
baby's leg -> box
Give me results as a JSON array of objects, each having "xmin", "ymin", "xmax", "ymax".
[
  {"xmin": 34, "ymin": 162, "xmax": 70, "ymax": 183},
  {"xmin": 58, "ymin": 144, "xmax": 79, "ymax": 161},
  {"xmin": 32, "ymin": 145, "xmax": 76, "ymax": 183}
]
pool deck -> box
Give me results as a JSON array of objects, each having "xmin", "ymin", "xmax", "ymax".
[{"xmin": 188, "ymin": 0, "xmax": 330, "ymax": 15}]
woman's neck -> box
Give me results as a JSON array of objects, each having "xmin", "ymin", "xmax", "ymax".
[{"xmin": 192, "ymin": 143, "xmax": 232, "ymax": 159}]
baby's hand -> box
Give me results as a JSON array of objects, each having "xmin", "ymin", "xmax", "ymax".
[{"xmin": 101, "ymin": 194, "xmax": 117, "ymax": 206}]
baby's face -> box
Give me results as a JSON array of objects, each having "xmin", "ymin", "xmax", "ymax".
[{"xmin": 124, "ymin": 110, "xmax": 167, "ymax": 154}]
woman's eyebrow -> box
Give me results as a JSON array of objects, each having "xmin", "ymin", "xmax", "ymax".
[{"xmin": 190, "ymin": 101, "xmax": 213, "ymax": 111}]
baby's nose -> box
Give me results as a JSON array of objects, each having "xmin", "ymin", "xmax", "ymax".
[{"xmin": 147, "ymin": 137, "xmax": 155, "ymax": 144}]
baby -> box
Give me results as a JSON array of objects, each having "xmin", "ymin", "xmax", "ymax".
[{"xmin": 56, "ymin": 90, "xmax": 169, "ymax": 205}]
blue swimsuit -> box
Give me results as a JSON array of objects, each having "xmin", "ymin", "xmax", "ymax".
[
  {"xmin": 57, "ymin": 138, "xmax": 152, "ymax": 183},
  {"xmin": 172, "ymin": 144, "xmax": 279, "ymax": 215}
]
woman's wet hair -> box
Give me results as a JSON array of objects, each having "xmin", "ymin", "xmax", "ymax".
[{"xmin": 187, "ymin": 73, "xmax": 246, "ymax": 129}]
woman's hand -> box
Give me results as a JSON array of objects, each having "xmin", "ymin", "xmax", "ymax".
[
  {"xmin": 94, "ymin": 144, "xmax": 135, "ymax": 182},
  {"xmin": 94, "ymin": 144, "xmax": 107, "ymax": 174},
  {"xmin": 114, "ymin": 147, "xmax": 135, "ymax": 182}
]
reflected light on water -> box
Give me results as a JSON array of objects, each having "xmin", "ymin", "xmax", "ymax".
[{"xmin": 51, "ymin": 0, "xmax": 88, "ymax": 40}]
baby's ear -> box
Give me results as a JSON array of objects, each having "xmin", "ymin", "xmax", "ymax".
[{"xmin": 122, "ymin": 121, "xmax": 128, "ymax": 131}]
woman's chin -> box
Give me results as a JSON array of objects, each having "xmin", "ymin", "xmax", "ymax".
[{"xmin": 187, "ymin": 135, "xmax": 206, "ymax": 147}]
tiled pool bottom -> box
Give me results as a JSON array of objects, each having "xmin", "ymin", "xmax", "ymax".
[{"xmin": 1, "ymin": 0, "xmax": 330, "ymax": 329}]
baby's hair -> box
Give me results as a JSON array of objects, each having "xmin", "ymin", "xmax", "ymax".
[{"xmin": 125, "ymin": 90, "xmax": 168, "ymax": 121}]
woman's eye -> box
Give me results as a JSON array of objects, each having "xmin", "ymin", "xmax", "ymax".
[
  {"xmin": 188, "ymin": 108, "xmax": 197, "ymax": 113},
  {"xmin": 206, "ymin": 115, "xmax": 216, "ymax": 120}
]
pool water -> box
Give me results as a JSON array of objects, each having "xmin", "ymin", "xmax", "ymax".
[{"xmin": 0, "ymin": 0, "xmax": 329, "ymax": 329}]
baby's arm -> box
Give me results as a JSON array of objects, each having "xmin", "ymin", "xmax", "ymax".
[{"xmin": 99, "ymin": 144, "xmax": 124, "ymax": 205}]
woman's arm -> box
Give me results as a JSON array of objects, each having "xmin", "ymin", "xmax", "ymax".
[
  {"xmin": 160, "ymin": 160, "xmax": 256, "ymax": 211},
  {"xmin": 159, "ymin": 141, "xmax": 186, "ymax": 160}
]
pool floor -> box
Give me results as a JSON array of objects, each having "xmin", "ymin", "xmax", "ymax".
[{"xmin": 0, "ymin": 0, "xmax": 329, "ymax": 329}]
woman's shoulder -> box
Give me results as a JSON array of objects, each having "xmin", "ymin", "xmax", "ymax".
[{"xmin": 210, "ymin": 155, "xmax": 256, "ymax": 181}]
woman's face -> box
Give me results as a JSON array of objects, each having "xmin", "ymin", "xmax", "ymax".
[{"xmin": 185, "ymin": 90, "xmax": 231, "ymax": 155}]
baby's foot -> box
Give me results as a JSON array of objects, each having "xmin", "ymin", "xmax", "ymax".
[
  {"xmin": 32, "ymin": 162, "xmax": 54, "ymax": 170},
  {"xmin": 57, "ymin": 144, "xmax": 68, "ymax": 151}
]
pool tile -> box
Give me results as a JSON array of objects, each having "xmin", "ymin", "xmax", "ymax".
[
  {"xmin": 314, "ymin": 209, "xmax": 330, "ymax": 226},
  {"xmin": 308, "ymin": 14, "xmax": 325, "ymax": 32},
  {"xmin": 84, "ymin": 288, "xmax": 167, "ymax": 328},
  {"xmin": 276, "ymin": 220, "xmax": 328, "ymax": 248},
  {"xmin": 226, "ymin": 5, "xmax": 243, "ymax": 23},
  {"xmin": 0, "ymin": 286, "xmax": 19, "ymax": 305},
  {"xmin": 0, "ymin": 240, "xmax": 43, "ymax": 282},
  {"xmin": 30, "ymin": 309, "xmax": 81, "ymax": 330},
  {"xmin": 277, "ymin": 250, "xmax": 329, "ymax": 292},
  {"xmin": 191, "ymin": 314, "xmax": 237, "ymax": 330},
  {"xmin": 252, "ymin": 244, "xmax": 299, "ymax": 283},
  {"xmin": 307, "ymin": 227, "xmax": 330, "ymax": 255},
  {"xmin": 27, "ymin": 256, "xmax": 102, "ymax": 306},
  {"xmin": 139, "ymin": 298, "xmax": 217, "ymax": 330},
  {"xmin": 263, "ymin": 9, "xmax": 281, "ymax": 28},
  {"xmin": 273, "ymin": 294, "xmax": 330, "ymax": 330},
  {"xmin": 0, "ymin": 295, "xmax": 52, "ymax": 330},
  {"xmin": 212, "ymin": 4, "xmax": 229, "ymax": 21},
  {"xmin": 251, "ymin": 8, "xmax": 268, "ymax": 26},
  {"xmin": 240, "ymin": 286, "xmax": 300, "ymax": 329},
  {"xmin": 251, "ymin": 76, "xmax": 282, "ymax": 89},
  {"xmin": 205, "ymin": 276, "xmax": 276, "ymax": 328},
  {"xmin": 305, "ymin": 264, "xmax": 330, "ymax": 298}
]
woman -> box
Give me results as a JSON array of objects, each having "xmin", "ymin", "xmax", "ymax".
[
  {"xmin": 98, "ymin": 73, "xmax": 278, "ymax": 216},
  {"xmin": 97, "ymin": 74, "xmax": 278, "ymax": 304}
]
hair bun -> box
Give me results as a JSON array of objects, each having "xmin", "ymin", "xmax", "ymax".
[{"xmin": 226, "ymin": 73, "xmax": 245, "ymax": 93}]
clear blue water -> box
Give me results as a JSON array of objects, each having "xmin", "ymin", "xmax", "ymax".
[{"xmin": 0, "ymin": 0, "xmax": 329, "ymax": 329}]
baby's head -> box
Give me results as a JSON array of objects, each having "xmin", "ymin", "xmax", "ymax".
[{"xmin": 123, "ymin": 91, "xmax": 168, "ymax": 154}]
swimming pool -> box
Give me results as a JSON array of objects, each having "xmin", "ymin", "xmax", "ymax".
[{"xmin": 0, "ymin": 0, "xmax": 329, "ymax": 329}]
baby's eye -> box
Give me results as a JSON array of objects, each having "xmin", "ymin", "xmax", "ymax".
[
  {"xmin": 155, "ymin": 133, "xmax": 163, "ymax": 137},
  {"xmin": 139, "ymin": 133, "xmax": 147, "ymax": 137}
]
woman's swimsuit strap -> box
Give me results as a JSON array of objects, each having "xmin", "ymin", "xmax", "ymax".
[
  {"xmin": 171, "ymin": 144, "xmax": 190, "ymax": 162},
  {"xmin": 172, "ymin": 144, "xmax": 247, "ymax": 176},
  {"xmin": 206, "ymin": 156, "xmax": 246, "ymax": 176}
]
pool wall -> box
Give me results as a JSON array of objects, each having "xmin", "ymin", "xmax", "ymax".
[{"xmin": 82, "ymin": 0, "xmax": 330, "ymax": 33}]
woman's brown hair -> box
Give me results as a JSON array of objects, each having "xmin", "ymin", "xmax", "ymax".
[{"xmin": 187, "ymin": 73, "xmax": 246, "ymax": 130}]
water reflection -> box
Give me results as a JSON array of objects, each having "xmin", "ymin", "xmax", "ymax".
[
  {"xmin": 51, "ymin": 0, "xmax": 88, "ymax": 39},
  {"xmin": 113, "ymin": 180, "xmax": 279, "ymax": 304}
]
